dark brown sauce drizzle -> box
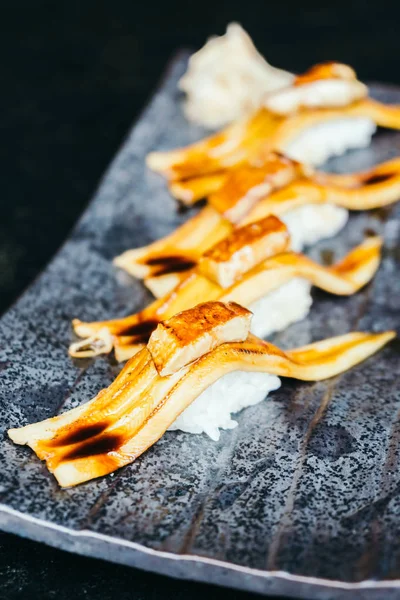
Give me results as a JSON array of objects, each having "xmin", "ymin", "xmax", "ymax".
[
  {"xmin": 177, "ymin": 202, "xmax": 191, "ymax": 214},
  {"xmin": 371, "ymin": 206, "xmax": 393, "ymax": 222},
  {"xmin": 364, "ymin": 172, "xmax": 394, "ymax": 186},
  {"xmin": 119, "ymin": 318, "xmax": 159, "ymax": 340},
  {"xmin": 49, "ymin": 421, "xmax": 111, "ymax": 447},
  {"xmin": 364, "ymin": 228, "xmax": 378, "ymax": 238},
  {"xmin": 63, "ymin": 433, "xmax": 124, "ymax": 460},
  {"xmin": 320, "ymin": 249, "xmax": 335, "ymax": 266},
  {"xmin": 177, "ymin": 198, "xmax": 207, "ymax": 213},
  {"xmin": 142, "ymin": 255, "xmax": 197, "ymax": 277},
  {"xmin": 145, "ymin": 255, "xmax": 182, "ymax": 266}
]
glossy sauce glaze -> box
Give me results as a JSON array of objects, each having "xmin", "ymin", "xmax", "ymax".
[
  {"xmin": 48, "ymin": 421, "xmax": 111, "ymax": 446},
  {"xmin": 118, "ymin": 318, "xmax": 160, "ymax": 341},
  {"xmin": 363, "ymin": 171, "xmax": 395, "ymax": 186},
  {"xmin": 139, "ymin": 254, "xmax": 197, "ymax": 277}
]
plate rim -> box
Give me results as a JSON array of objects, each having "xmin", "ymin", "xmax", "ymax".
[
  {"xmin": 2, "ymin": 503, "xmax": 400, "ymax": 599},
  {"xmin": 1, "ymin": 51, "xmax": 400, "ymax": 599}
]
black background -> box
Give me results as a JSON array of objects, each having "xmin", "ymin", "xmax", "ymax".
[{"xmin": 0, "ymin": 1, "xmax": 399, "ymax": 598}]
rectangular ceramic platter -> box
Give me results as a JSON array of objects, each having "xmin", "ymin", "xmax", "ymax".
[{"xmin": 1, "ymin": 53, "xmax": 400, "ymax": 600}]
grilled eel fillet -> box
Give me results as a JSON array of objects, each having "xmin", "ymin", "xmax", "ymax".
[
  {"xmin": 115, "ymin": 155, "xmax": 400, "ymax": 297},
  {"xmin": 70, "ymin": 217, "xmax": 382, "ymax": 361},
  {"xmin": 9, "ymin": 300, "xmax": 395, "ymax": 487}
]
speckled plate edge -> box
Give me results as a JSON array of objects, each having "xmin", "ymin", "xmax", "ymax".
[
  {"xmin": 3, "ymin": 504, "xmax": 400, "ymax": 599},
  {"xmin": 1, "ymin": 52, "xmax": 400, "ymax": 600}
]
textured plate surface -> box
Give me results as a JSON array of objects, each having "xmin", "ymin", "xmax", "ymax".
[{"xmin": 1, "ymin": 53, "xmax": 400, "ymax": 599}]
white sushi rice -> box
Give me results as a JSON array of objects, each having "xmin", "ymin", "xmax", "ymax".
[
  {"xmin": 169, "ymin": 278, "xmax": 311, "ymax": 440},
  {"xmin": 168, "ymin": 370, "xmax": 281, "ymax": 441},
  {"xmin": 284, "ymin": 117, "xmax": 376, "ymax": 166},
  {"xmin": 282, "ymin": 204, "xmax": 349, "ymax": 251},
  {"xmin": 249, "ymin": 278, "xmax": 313, "ymax": 339}
]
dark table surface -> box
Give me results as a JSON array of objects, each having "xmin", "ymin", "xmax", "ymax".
[{"xmin": 1, "ymin": 1, "xmax": 399, "ymax": 598}]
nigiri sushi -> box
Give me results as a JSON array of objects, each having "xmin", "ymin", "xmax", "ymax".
[
  {"xmin": 9, "ymin": 301, "xmax": 395, "ymax": 487},
  {"xmin": 116, "ymin": 154, "xmax": 400, "ymax": 297},
  {"xmin": 147, "ymin": 62, "xmax": 400, "ymax": 203},
  {"xmin": 69, "ymin": 216, "xmax": 382, "ymax": 362}
]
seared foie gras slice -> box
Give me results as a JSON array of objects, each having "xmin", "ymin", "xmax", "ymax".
[
  {"xmin": 197, "ymin": 215, "xmax": 289, "ymax": 287},
  {"xmin": 70, "ymin": 235, "xmax": 381, "ymax": 362},
  {"xmin": 9, "ymin": 301, "xmax": 395, "ymax": 487},
  {"xmin": 148, "ymin": 301, "xmax": 251, "ymax": 376},
  {"xmin": 207, "ymin": 152, "xmax": 310, "ymax": 223}
]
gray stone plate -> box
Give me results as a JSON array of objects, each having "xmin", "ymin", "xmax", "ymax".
[{"xmin": 1, "ymin": 53, "xmax": 400, "ymax": 600}]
